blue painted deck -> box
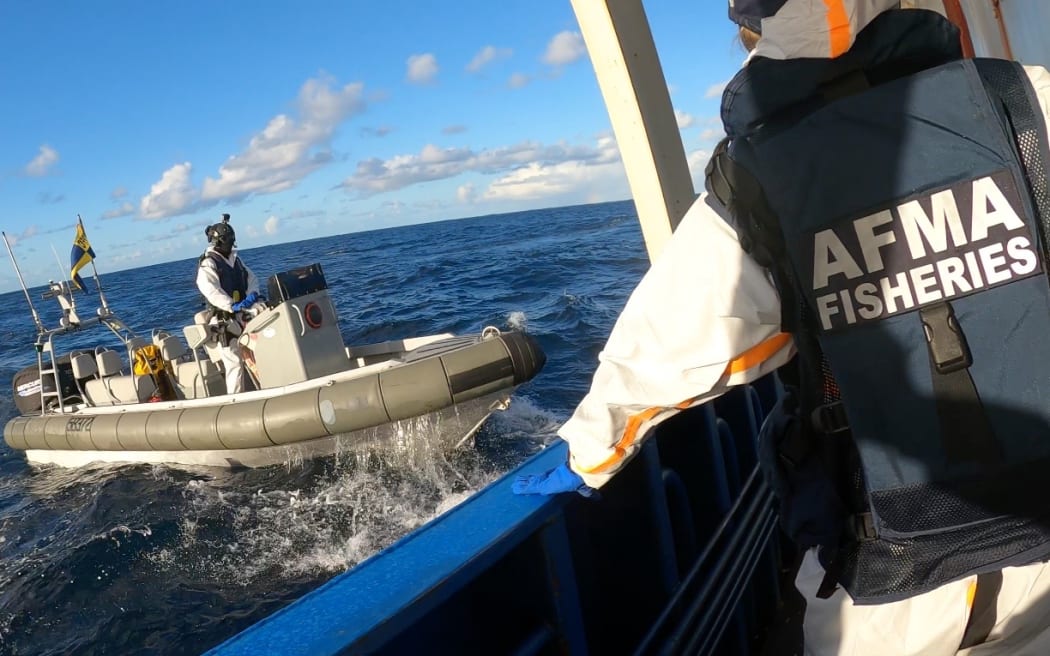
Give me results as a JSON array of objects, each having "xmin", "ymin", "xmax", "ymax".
[{"xmin": 208, "ymin": 374, "xmax": 791, "ymax": 655}]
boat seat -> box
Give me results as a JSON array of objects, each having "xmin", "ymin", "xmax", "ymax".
[
  {"xmin": 183, "ymin": 320, "xmax": 224, "ymax": 365},
  {"xmin": 71, "ymin": 352, "xmax": 98, "ymax": 380},
  {"xmin": 83, "ymin": 349, "xmax": 155, "ymax": 406},
  {"xmin": 97, "ymin": 348, "xmax": 124, "ymax": 376},
  {"xmin": 159, "ymin": 334, "xmax": 187, "ymax": 361},
  {"xmin": 126, "ymin": 336, "xmax": 150, "ymax": 359},
  {"xmin": 164, "ymin": 333, "xmax": 223, "ymax": 399},
  {"xmin": 71, "ymin": 352, "xmax": 98, "ymax": 406}
]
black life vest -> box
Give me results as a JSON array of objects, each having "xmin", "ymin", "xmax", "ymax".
[
  {"xmin": 198, "ymin": 250, "xmax": 249, "ymax": 313},
  {"xmin": 708, "ymin": 9, "xmax": 1050, "ymax": 603}
]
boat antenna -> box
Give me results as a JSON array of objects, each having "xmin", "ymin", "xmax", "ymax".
[
  {"xmin": 78, "ymin": 214, "xmax": 111, "ymax": 312},
  {"xmin": 1, "ymin": 231, "xmax": 45, "ymax": 334}
]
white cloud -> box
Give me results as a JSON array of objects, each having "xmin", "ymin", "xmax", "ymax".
[
  {"xmin": 482, "ymin": 136, "xmax": 624, "ymax": 202},
  {"xmin": 675, "ymin": 110, "xmax": 695, "ymax": 129},
  {"xmin": 407, "ymin": 53, "xmax": 438, "ymax": 84},
  {"xmin": 102, "ymin": 202, "xmax": 135, "ymax": 220},
  {"xmin": 704, "ymin": 80, "xmax": 730, "ymax": 99},
  {"xmin": 543, "ymin": 31, "xmax": 586, "ymax": 66},
  {"xmin": 700, "ymin": 127, "xmax": 725, "ymax": 141},
  {"xmin": 264, "ymin": 215, "xmax": 280, "ymax": 235},
  {"xmin": 508, "ymin": 73, "xmax": 530, "ymax": 89},
  {"xmin": 6, "ymin": 225, "xmax": 39, "ymax": 246},
  {"xmin": 466, "ymin": 46, "xmax": 512, "ymax": 73},
  {"xmin": 110, "ymin": 186, "xmax": 128, "ymax": 199},
  {"xmin": 457, "ymin": 183, "xmax": 476, "ymax": 203},
  {"xmin": 686, "ymin": 148, "xmax": 713, "ymax": 191},
  {"xmin": 342, "ymin": 139, "xmax": 619, "ymax": 196},
  {"xmin": 442, "ymin": 125, "xmax": 467, "ymax": 135},
  {"xmin": 139, "ymin": 162, "xmax": 197, "ymax": 220},
  {"xmin": 199, "ymin": 76, "xmax": 365, "ymax": 203},
  {"xmin": 109, "ymin": 249, "xmax": 145, "ymax": 265},
  {"xmin": 136, "ymin": 75, "xmax": 365, "ymax": 220},
  {"xmin": 25, "ymin": 145, "xmax": 59, "ymax": 177}
]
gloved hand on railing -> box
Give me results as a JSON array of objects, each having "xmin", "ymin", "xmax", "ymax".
[
  {"xmin": 231, "ymin": 292, "xmax": 261, "ymax": 312},
  {"xmin": 511, "ymin": 462, "xmax": 598, "ymax": 498}
]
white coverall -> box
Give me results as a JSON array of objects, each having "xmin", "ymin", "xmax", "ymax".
[
  {"xmin": 196, "ymin": 246, "xmax": 260, "ymax": 394},
  {"xmin": 556, "ymin": 1, "xmax": 1050, "ymax": 653}
]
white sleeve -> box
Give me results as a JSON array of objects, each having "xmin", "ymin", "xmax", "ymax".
[
  {"xmin": 1024, "ymin": 65, "xmax": 1050, "ymax": 127},
  {"xmin": 559, "ymin": 193, "xmax": 794, "ymax": 489},
  {"xmin": 196, "ymin": 259, "xmax": 235, "ymax": 313}
]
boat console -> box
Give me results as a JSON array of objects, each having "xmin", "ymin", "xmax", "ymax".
[{"xmin": 239, "ymin": 264, "xmax": 350, "ymax": 388}]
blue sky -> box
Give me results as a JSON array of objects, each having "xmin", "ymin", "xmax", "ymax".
[{"xmin": 0, "ymin": 1, "xmax": 744, "ymax": 292}]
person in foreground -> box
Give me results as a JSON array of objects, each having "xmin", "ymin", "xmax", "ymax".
[
  {"xmin": 514, "ymin": 1, "xmax": 1050, "ymax": 654},
  {"xmin": 195, "ymin": 213, "xmax": 262, "ymax": 394}
]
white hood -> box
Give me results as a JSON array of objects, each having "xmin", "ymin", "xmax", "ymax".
[{"xmin": 751, "ymin": 0, "xmax": 902, "ymax": 60}]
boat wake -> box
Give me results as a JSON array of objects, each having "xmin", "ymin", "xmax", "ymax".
[{"xmin": 139, "ymin": 394, "xmax": 563, "ymax": 586}]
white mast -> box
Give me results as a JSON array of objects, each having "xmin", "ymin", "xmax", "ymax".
[{"xmin": 570, "ymin": 0, "xmax": 695, "ymax": 264}]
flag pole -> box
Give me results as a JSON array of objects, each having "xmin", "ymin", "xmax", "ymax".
[
  {"xmin": 77, "ymin": 214, "xmax": 110, "ymax": 312},
  {"xmin": 2, "ymin": 231, "xmax": 44, "ymax": 334}
]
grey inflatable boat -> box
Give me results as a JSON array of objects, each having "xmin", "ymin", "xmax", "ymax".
[{"xmin": 4, "ymin": 264, "xmax": 545, "ymax": 468}]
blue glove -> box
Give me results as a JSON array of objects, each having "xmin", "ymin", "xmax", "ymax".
[
  {"xmin": 231, "ymin": 292, "xmax": 260, "ymax": 312},
  {"xmin": 512, "ymin": 462, "xmax": 597, "ymax": 498}
]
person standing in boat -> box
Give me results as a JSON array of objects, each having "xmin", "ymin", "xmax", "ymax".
[
  {"xmin": 516, "ymin": 1, "xmax": 1050, "ymax": 654},
  {"xmin": 196, "ymin": 213, "xmax": 261, "ymax": 394}
]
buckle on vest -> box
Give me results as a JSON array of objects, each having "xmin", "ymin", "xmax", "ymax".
[
  {"xmin": 851, "ymin": 512, "xmax": 877, "ymax": 541},
  {"xmin": 811, "ymin": 401, "xmax": 849, "ymax": 434},
  {"xmin": 920, "ymin": 302, "xmax": 972, "ymax": 374}
]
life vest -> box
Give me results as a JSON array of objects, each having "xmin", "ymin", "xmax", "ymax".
[
  {"xmin": 198, "ymin": 250, "xmax": 249, "ymax": 312},
  {"xmin": 132, "ymin": 345, "xmax": 177, "ymax": 402},
  {"xmin": 708, "ymin": 9, "xmax": 1050, "ymax": 604}
]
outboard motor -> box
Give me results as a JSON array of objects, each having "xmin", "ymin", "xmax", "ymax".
[
  {"xmin": 240, "ymin": 264, "xmax": 349, "ymax": 388},
  {"xmin": 12, "ymin": 353, "xmax": 83, "ymax": 414}
]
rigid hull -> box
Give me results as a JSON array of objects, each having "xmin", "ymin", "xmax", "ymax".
[{"xmin": 4, "ymin": 331, "xmax": 545, "ymax": 468}]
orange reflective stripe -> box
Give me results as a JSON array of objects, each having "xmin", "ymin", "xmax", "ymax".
[
  {"xmin": 581, "ymin": 333, "xmax": 792, "ymax": 476},
  {"xmin": 724, "ymin": 332, "xmax": 793, "ymax": 376},
  {"xmin": 822, "ymin": 0, "xmax": 852, "ymax": 57},
  {"xmin": 581, "ymin": 406, "xmax": 663, "ymax": 474}
]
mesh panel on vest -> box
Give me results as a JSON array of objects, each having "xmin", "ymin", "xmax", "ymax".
[{"xmin": 837, "ymin": 516, "xmax": 1050, "ymax": 602}]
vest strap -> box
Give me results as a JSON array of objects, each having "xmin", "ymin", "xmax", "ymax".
[
  {"xmin": 705, "ymin": 139, "xmax": 799, "ymax": 333},
  {"xmin": 920, "ymin": 302, "xmax": 1002, "ymax": 465},
  {"xmin": 850, "ymin": 512, "xmax": 876, "ymax": 541},
  {"xmin": 810, "ymin": 401, "xmax": 849, "ymax": 435}
]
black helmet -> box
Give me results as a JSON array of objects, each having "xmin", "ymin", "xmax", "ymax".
[
  {"xmin": 729, "ymin": 0, "xmax": 789, "ymax": 33},
  {"xmin": 206, "ymin": 213, "xmax": 236, "ymax": 253}
]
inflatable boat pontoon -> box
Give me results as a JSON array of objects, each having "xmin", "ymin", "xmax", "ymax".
[{"xmin": 3, "ymin": 263, "xmax": 545, "ymax": 468}]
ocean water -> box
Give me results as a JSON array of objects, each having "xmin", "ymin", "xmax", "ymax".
[{"xmin": 0, "ymin": 200, "xmax": 649, "ymax": 655}]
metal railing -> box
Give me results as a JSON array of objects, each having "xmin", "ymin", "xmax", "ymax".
[{"xmin": 207, "ymin": 374, "xmax": 785, "ymax": 655}]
